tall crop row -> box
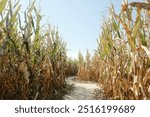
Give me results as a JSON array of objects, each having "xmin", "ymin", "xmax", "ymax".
[
  {"xmin": 0, "ymin": 0, "xmax": 67, "ymax": 99},
  {"xmin": 77, "ymin": 1, "xmax": 150, "ymax": 100},
  {"xmin": 77, "ymin": 50, "xmax": 100, "ymax": 82}
]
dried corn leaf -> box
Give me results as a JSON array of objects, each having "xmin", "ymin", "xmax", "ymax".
[
  {"xmin": 140, "ymin": 45, "xmax": 150, "ymax": 58},
  {"xmin": 130, "ymin": 2, "xmax": 150, "ymax": 10}
]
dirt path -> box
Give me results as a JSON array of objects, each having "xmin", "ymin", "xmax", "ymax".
[{"xmin": 63, "ymin": 77, "xmax": 104, "ymax": 100}]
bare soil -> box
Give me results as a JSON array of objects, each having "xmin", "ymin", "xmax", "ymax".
[{"xmin": 63, "ymin": 77, "xmax": 104, "ymax": 100}]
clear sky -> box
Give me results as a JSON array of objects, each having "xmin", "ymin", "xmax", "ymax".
[{"xmin": 20, "ymin": 0, "xmax": 141, "ymax": 59}]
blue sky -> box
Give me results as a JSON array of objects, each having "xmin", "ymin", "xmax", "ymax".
[{"xmin": 20, "ymin": 0, "xmax": 141, "ymax": 59}]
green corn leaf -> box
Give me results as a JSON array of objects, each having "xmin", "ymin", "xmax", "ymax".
[
  {"xmin": 132, "ymin": 21, "xmax": 140, "ymax": 39},
  {"xmin": 28, "ymin": 0, "xmax": 35, "ymax": 14},
  {"xmin": 0, "ymin": 0, "xmax": 8, "ymax": 14},
  {"xmin": 140, "ymin": 29, "xmax": 147, "ymax": 46},
  {"xmin": 13, "ymin": 0, "xmax": 20, "ymax": 9},
  {"xmin": 10, "ymin": 5, "xmax": 21, "ymax": 24},
  {"xmin": 0, "ymin": 15, "xmax": 7, "ymax": 26}
]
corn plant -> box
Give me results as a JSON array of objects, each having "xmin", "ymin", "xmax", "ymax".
[
  {"xmin": 0, "ymin": 0, "xmax": 67, "ymax": 99},
  {"xmin": 77, "ymin": 50, "xmax": 99, "ymax": 82},
  {"xmin": 77, "ymin": 1, "xmax": 150, "ymax": 100}
]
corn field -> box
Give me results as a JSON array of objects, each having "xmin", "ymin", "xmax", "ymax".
[
  {"xmin": 0, "ymin": 0, "xmax": 150, "ymax": 100},
  {"xmin": 65, "ymin": 58, "xmax": 78, "ymax": 77},
  {"xmin": 77, "ymin": 1, "xmax": 150, "ymax": 100},
  {"xmin": 0, "ymin": 0, "xmax": 68, "ymax": 99}
]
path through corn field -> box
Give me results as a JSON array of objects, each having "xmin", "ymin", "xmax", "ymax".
[{"xmin": 63, "ymin": 77, "xmax": 104, "ymax": 100}]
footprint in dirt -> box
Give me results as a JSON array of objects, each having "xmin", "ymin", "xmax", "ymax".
[{"xmin": 63, "ymin": 77, "xmax": 104, "ymax": 100}]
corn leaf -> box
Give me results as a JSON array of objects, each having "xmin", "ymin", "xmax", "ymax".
[
  {"xmin": 0, "ymin": 0, "xmax": 8, "ymax": 14},
  {"xmin": 141, "ymin": 45, "xmax": 150, "ymax": 58},
  {"xmin": 10, "ymin": 5, "xmax": 21, "ymax": 24}
]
